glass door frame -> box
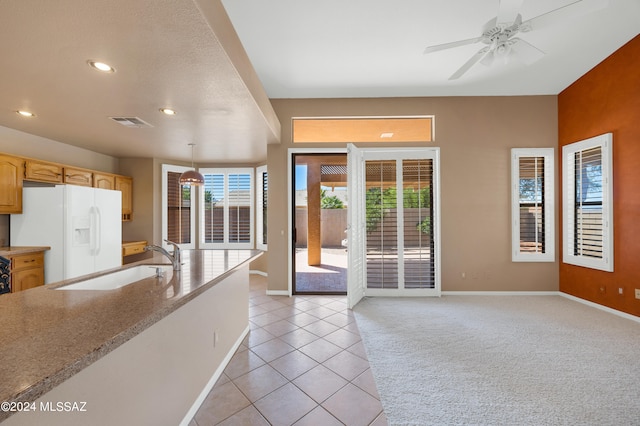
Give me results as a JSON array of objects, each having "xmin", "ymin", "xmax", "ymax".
[{"xmin": 287, "ymin": 148, "xmax": 347, "ymax": 297}]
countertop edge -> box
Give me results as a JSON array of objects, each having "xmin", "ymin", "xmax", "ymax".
[{"xmin": 0, "ymin": 246, "xmax": 50, "ymax": 257}]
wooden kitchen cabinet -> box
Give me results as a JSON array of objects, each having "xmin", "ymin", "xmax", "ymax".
[
  {"xmin": 115, "ymin": 175, "xmax": 133, "ymax": 221},
  {"xmin": 10, "ymin": 251, "xmax": 45, "ymax": 292},
  {"xmin": 25, "ymin": 160, "xmax": 64, "ymax": 183},
  {"xmin": 64, "ymin": 167, "xmax": 93, "ymax": 187},
  {"xmin": 94, "ymin": 172, "xmax": 115, "ymax": 190},
  {"xmin": 122, "ymin": 241, "xmax": 148, "ymax": 263},
  {"xmin": 0, "ymin": 154, "xmax": 24, "ymax": 214}
]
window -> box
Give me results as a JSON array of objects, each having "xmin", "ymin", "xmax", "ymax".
[
  {"xmin": 562, "ymin": 133, "xmax": 613, "ymax": 272},
  {"xmin": 511, "ymin": 148, "xmax": 555, "ymax": 262},
  {"xmin": 200, "ymin": 168, "xmax": 254, "ymax": 249},
  {"xmin": 162, "ymin": 164, "xmax": 196, "ymax": 249},
  {"xmin": 293, "ymin": 117, "xmax": 434, "ymax": 143},
  {"xmin": 256, "ymin": 166, "xmax": 268, "ymax": 250}
]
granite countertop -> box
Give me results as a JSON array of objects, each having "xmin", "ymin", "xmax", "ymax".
[
  {"xmin": 0, "ymin": 246, "xmax": 50, "ymax": 257},
  {"xmin": 0, "ymin": 249, "xmax": 262, "ymax": 420}
]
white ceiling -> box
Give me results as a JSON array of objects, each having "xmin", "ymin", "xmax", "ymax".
[
  {"xmin": 222, "ymin": 0, "xmax": 640, "ymax": 98},
  {"xmin": 0, "ymin": 1, "xmax": 638, "ymax": 164}
]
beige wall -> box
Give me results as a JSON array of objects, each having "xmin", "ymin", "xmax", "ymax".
[
  {"xmin": 0, "ymin": 125, "xmax": 119, "ymax": 172},
  {"xmin": 267, "ymin": 96, "xmax": 559, "ymax": 293}
]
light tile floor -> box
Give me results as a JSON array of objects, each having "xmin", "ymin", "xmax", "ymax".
[{"xmin": 190, "ymin": 275, "xmax": 387, "ymax": 426}]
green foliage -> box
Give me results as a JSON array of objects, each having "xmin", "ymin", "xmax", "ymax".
[
  {"xmin": 365, "ymin": 186, "xmax": 432, "ymax": 234},
  {"xmin": 320, "ymin": 189, "xmax": 344, "ymax": 209},
  {"xmin": 204, "ymin": 190, "xmax": 215, "ymax": 205},
  {"xmin": 417, "ymin": 217, "xmax": 431, "ymax": 234}
]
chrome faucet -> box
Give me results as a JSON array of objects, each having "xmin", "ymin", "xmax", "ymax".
[{"xmin": 144, "ymin": 239, "xmax": 181, "ymax": 270}]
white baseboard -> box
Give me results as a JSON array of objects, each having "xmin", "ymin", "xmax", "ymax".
[
  {"xmin": 441, "ymin": 291, "xmax": 560, "ymax": 296},
  {"xmin": 266, "ymin": 290, "xmax": 290, "ymax": 296},
  {"xmin": 559, "ymin": 292, "xmax": 640, "ymax": 324},
  {"xmin": 249, "ymin": 270, "xmax": 268, "ymax": 277},
  {"xmin": 180, "ymin": 324, "xmax": 250, "ymax": 426}
]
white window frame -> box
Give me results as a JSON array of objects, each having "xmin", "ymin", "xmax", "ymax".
[
  {"xmin": 199, "ymin": 167, "xmax": 254, "ymax": 249},
  {"xmin": 511, "ymin": 148, "xmax": 555, "ymax": 262},
  {"xmin": 161, "ymin": 164, "xmax": 196, "ymax": 250},
  {"xmin": 562, "ymin": 133, "xmax": 613, "ymax": 272},
  {"xmin": 256, "ymin": 165, "xmax": 268, "ymax": 250}
]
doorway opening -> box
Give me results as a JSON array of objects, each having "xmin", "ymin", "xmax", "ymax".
[{"xmin": 292, "ymin": 153, "xmax": 348, "ymax": 295}]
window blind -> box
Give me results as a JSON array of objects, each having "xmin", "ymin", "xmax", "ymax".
[
  {"xmin": 574, "ymin": 146, "xmax": 603, "ymax": 258},
  {"xmin": 518, "ymin": 156, "xmax": 545, "ymax": 254},
  {"xmin": 402, "ymin": 159, "xmax": 435, "ymax": 289},
  {"xmin": 365, "ymin": 160, "xmax": 399, "ymax": 289},
  {"xmin": 167, "ymin": 171, "xmax": 191, "ymax": 244},
  {"xmin": 228, "ymin": 173, "xmax": 252, "ymax": 243}
]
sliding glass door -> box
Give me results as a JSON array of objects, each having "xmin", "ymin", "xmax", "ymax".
[{"xmin": 347, "ymin": 146, "xmax": 440, "ymax": 305}]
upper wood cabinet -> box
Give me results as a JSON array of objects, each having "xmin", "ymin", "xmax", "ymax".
[
  {"xmin": 25, "ymin": 160, "xmax": 64, "ymax": 183},
  {"xmin": 64, "ymin": 167, "xmax": 93, "ymax": 187},
  {"xmin": 115, "ymin": 175, "xmax": 133, "ymax": 221},
  {"xmin": 0, "ymin": 155, "xmax": 24, "ymax": 214},
  {"xmin": 94, "ymin": 172, "xmax": 115, "ymax": 190},
  {"xmin": 0, "ymin": 152, "xmax": 134, "ymax": 221}
]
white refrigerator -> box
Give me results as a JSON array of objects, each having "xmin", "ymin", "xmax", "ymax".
[{"xmin": 11, "ymin": 185, "xmax": 122, "ymax": 284}]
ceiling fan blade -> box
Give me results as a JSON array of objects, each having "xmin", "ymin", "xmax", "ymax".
[
  {"xmin": 522, "ymin": 0, "xmax": 608, "ymax": 32},
  {"xmin": 424, "ymin": 36, "xmax": 483, "ymax": 54},
  {"xmin": 496, "ymin": 0, "xmax": 525, "ymax": 23},
  {"xmin": 510, "ymin": 38, "xmax": 545, "ymax": 65},
  {"xmin": 480, "ymin": 50, "xmax": 496, "ymax": 67},
  {"xmin": 449, "ymin": 47, "xmax": 491, "ymax": 80}
]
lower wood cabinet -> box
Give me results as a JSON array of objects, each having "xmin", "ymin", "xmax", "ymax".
[{"xmin": 10, "ymin": 251, "xmax": 45, "ymax": 293}]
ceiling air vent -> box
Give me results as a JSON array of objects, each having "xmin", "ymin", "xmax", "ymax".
[{"xmin": 109, "ymin": 117, "xmax": 153, "ymax": 128}]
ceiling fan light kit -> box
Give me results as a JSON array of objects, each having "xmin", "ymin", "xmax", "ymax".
[{"xmin": 424, "ymin": 0, "xmax": 608, "ymax": 80}]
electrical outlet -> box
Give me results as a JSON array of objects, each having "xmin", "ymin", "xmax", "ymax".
[
  {"xmin": 635, "ymin": 289, "xmax": 640, "ymax": 300},
  {"xmin": 618, "ymin": 287, "xmax": 624, "ymax": 295}
]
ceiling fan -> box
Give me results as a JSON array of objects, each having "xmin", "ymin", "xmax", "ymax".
[{"xmin": 424, "ymin": 0, "xmax": 608, "ymax": 80}]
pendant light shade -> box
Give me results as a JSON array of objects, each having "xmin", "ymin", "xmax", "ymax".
[{"xmin": 180, "ymin": 143, "xmax": 204, "ymax": 186}]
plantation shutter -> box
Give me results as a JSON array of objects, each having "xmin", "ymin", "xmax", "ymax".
[
  {"xmin": 228, "ymin": 173, "xmax": 252, "ymax": 243},
  {"xmin": 200, "ymin": 168, "xmax": 254, "ymax": 249},
  {"xmin": 365, "ymin": 160, "xmax": 399, "ymax": 289},
  {"xmin": 573, "ymin": 147, "xmax": 603, "ymax": 258},
  {"xmin": 203, "ymin": 173, "xmax": 225, "ymax": 243},
  {"xmin": 402, "ymin": 159, "xmax": 435, "ymax": 289},
  {"xmin": 562, "ymin": 133, "xmax": 613, "ymax": 272},
  {"xmin": 347, "ymin": 144, "xmax": 365, "ymax": 308},
  {"xmin": 261, "ymin": 170, "xmax": 268, "ymax": 245},
  {"xmin": 167, "ymin": 171, "xmax": 191, "ymax": 244},
  {"xmin": 519, "ymin": 156, "xmax": 545, "ymax": 253}
]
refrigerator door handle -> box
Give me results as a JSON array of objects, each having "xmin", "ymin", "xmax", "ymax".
[
  {"xmin": 95, "ymin": 206, "xmax": 102, "ymax": 256},
  {"xmin": 90, "ymin": 206, "xmax": 101, "ymax": 256}
]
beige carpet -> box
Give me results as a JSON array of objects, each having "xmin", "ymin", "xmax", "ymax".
[{"xmin": 353, "ymin": 295, "xmax": 640, "ymax": 426}]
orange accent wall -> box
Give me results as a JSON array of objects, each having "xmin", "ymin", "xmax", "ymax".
[{"xmin": 558, "ymin": 35, "xmax": 640, "ymax": 317}]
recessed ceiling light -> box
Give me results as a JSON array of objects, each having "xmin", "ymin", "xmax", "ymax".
[
  {"xmin": 87, "ymin": 60, "xmax": 116, "ymax": 73},
  {"xmin": 380, "ymin": 132, "xmax": 394, "ymax": 138},
  {"xmin": 16, "ymin": 110, "xmax": 35, "ymax": 117},
  {"xmin": 160, "ymin": 108, "xmax": 176, "ymax": 115}
]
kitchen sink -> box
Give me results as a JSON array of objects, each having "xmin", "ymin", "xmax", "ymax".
[{"xmin": 56, "ymin": 265, "xmax": 174, "ymax": 291}]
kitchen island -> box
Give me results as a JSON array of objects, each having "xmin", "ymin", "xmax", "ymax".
[{"xmin": 0, "ymin": 249, "xmax": 261, "ymax": 425}]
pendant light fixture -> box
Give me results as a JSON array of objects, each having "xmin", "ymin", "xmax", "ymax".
[{"xmin": 179, "ymin": 143, "xmax": 205, "ymax": 186}]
